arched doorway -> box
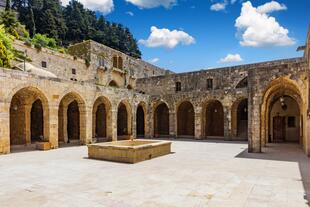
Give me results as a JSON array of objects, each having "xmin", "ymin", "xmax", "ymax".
[
  {"xmin": 10, "ymin": 87, "xmax": 49, "ymax": 146},
  {"xmin": 117, "ymin": 101, "xmax": 132, "ymax": 139},
  {"xmin": 109, "ymin": 80, "xmax": 118, "ymax": 87},
  {"xmin": 237, "ymin": 99, "xmax": 248, "ymax": 138},
  {"xmin": 177, "ymin": 101, "xmax": 195, "ymax": 137},
  {"xmin": 232, "ymin": 98, "xmax": 248, "ymax": 140},
  {"xmin": 204, "ymin": 100, "xmax": 224, "ymax": 137},
  {"xmin": 92, "ymin": 96, "xmax": 112, "ymax": 142},
  {"xmin": 58, "ymin": 92, "xmax": 86, "ymax": 145},
  {"xmin": 261, "ymin": 78, "xmax": 304, "ymax": 148},
  {"xmin": 67, "ymin": 101, "xmax": 80, "ymax": 141},
  {"xmin": 31, "ymin": 99, "xmax": 44, "ymax": 142},
  {"xmin": 269, "ymin": 96, "xmax": 300, "ymax": 143},
  {"xmin": 154, "ymin": 103, "xmax": 169, "ymax": 137},
  {"xmin": 136, "ymin": 105, "xmax": 145, "ymax": 137}
]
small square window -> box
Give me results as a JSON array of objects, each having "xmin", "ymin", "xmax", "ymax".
[
  {"xmin": 99, "ymin": 57, "xmax": 105, "ymax": 66},
  {"xmin": 41, "ymin": 61, "xmax": 47, "ymax": 68},
  {"xmin": 207, "ymin": 78, "xmax": 213, "ymax": 89},
  {"xmin": 287, "ymin": 116, "xmax": 296, "ymax": 128},
  {"xmin": 72, "ymin": 68, "xmax": 76, "ymax": 75},
  {"xmin": 176, "ymin": 82, "xmax": 181, "ymax": 92}
]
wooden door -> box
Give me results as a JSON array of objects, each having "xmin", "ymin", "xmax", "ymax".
[{"xmin": 273, "ymin": 116, "xmax": 285, "ymax": 142}]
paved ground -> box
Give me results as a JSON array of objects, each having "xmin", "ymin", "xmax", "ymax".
[{"xmin": 0, "ymin": 140, "xmax": 310, "ymax": 207}]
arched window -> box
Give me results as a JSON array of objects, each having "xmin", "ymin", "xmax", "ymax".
[
  {"xmin": 236, "ymin": 77, "xmax": 248, "ymax": 88},
  {"xmin": 118, "ymin": 57, "xmax": 123, "ymax": 69},
  {"xmin": 113, "ymin": 56, "xmax": 118, "ymax": 68}
]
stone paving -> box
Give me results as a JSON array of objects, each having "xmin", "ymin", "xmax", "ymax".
[{"xmin": 0, "ymin": 140, "xmax": 310, "ymax": 207}]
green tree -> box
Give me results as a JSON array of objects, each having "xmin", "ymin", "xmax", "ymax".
[{"xmin": 0, "ymin": 24, "xmax": 14, "ymax": 67}]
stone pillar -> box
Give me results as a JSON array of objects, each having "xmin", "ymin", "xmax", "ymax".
[
  {"xmin": 248, "ymin": 95, "xmax": 261, "ymax": 153},
  {"xmin": 223, "ymin": 105, "xmax": 230, "ymax": 138},
  {"xmin": 148, "ymin": 103, "xmax": 154, "ymax": 139},
  {"xmin": 111, "ymin": 107, "xmax": 118, "ymax": 141},
  {"xmin": 132, "ymin": 105, "xmax": 137, "ymax": 138},
  {"xmin": 0, "ymin": 102, "xmax": 10, "ymax": 154},
  {"xmin": 48, "ymin": 104, "xmax": 59, "ymax": 149},
  {"xmin": 25, "ymin": 104, "xmax": 31, "ymax": 144},
  {"xmin": 195, "ymin": 105, "xmax": 202, "ymax": 139},
  {"xmin": 83, "ymin": 106, "xmax": 92, "ymax": 145},
  {"xmin": 169, "ymin": 110, "xmax": 176, "ymax": 138}
]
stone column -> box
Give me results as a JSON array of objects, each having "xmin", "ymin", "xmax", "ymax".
[
  {"xmin": 169, "ymin": 110, "xmax": 176, "ymax": 138},
  {"xmin": 147, "ymin": 103, "xmax": 154, "ymax": 139},
  {"xmin": 83, "ymin": 106, "xmax": 92, "ymax": 144},
  {"xmin": 223, "ymin": 105, "xmax": 231, "ymax": 139},
  {"xmin": 248, "ymin": 95, "xmax": 261, "ymax": 153},
  {"xmin": 48, "ymin": 104, "xmax": 59, "ymax": 149},
  {"xmin": 195, "ymin": 105, "xmax": 202, "ymax": 139},
  {"xmin": 111, "ymin": 107, "xmax": 118, "ymax": 141},
  {"xmin": 132, "ymin": 105, "xmax": 137, "ymax": 138},
  {"xmin": 24, "ymin": 104, "xmax": 31, "ymax": 144},
  {"xmin": 0, "ymin": 102, "xmax": 10, "ymax": 154}
]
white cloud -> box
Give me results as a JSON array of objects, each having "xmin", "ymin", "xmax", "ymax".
[
  {"xmin": 235, "ymin": 1, "xmax": 295, "ymax": 47},
  {"xmin": 256, "ymin": 1, "xmax": 286, "ymax": 13},
  {"xmin": 61, "ymin": 0, "xmax": 114, "ymax": 15},
  {"xmin": 139, "ymin": 26, "xmax": 195, "ymax": 49},
  {"xmin": 126, "ymin": 11, "xmax": 134, "ymax": 16},
  {"xmin": 219, "ymin": 53, "xmax": 243, "ymax": 63},
  {"xmin": 125, "ymin": 0, "xmax": 177, "ymax": 9},
  {"xmin": 149, "ymin": 58, "xmax": 160, "ymax": 63},
  {"xmin": 210, "ymin": 2, "xmax": 227, "ymax": 11}
]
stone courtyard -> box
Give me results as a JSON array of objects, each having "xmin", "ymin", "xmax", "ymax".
[{"xmin": 0, "ymin": 140, "xmax": 309, "ymax": 207}]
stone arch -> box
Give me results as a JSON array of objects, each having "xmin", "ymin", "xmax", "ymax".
[
  {"xmin": 136, "ymin": 102, "xmax": 147, "ymax": 137},
  {"xmin": 9, "ymin": 86, "xmax": 49, "ymax": 146},
  {"xmin": 231, "ymin": 98, "xmax": 248, "ymax": 139},
  {"xmin": 154, "ymin": 102, "xmax": 170, "ymax": 137},
  {"xmin": 236, "ymin": 77, "xmax": 248, "ymax": 88},
  {"xmin": 117, "ymin": 100, "xmax": 132, "ymax": 139},
  {"xmin": 92, "ymin": 96, "xmax": 112, "ymax": 142},
  {"xmin": 203, "ymin": 100, "xmax": 224, "ymax": 137},
  {"xmin": 58, "ymin": 92, "xmax": 86, "ymax": 144},
  {"xmin": 109, "ymin": 80, "xmax": 119, "ymax": 88},
  {"xmin": 261, "ymin": 77, "xmax": 304, "ymax": 147},
  {"xmin": 176, "ymin": 101, "xmax": 195, "ymax": 137}
]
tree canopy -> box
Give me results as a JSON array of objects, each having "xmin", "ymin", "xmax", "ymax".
[{"xmin": 12, "ymin": 0, "xmax": 141, "ymax": 58}]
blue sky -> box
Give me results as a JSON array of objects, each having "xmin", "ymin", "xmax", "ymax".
[{"xmin": 70, "ymin": 0, "xmax": 310, "ymax": 72}]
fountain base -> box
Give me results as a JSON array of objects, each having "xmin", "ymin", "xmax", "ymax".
[{"xmin": 87, "ymin": 139, "xmax": 172, "ymax": 163}]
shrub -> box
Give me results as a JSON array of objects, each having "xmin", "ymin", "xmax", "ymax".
[
  {"xmin": 31, "ymin": 34, "xmax": 58, "ymax": 50},
  {"xmin": 0, "ymin": 24, "xmax": 14, "ymax": 68}
]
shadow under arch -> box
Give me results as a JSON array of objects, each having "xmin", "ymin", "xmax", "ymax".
[
  {"xmin": 260, "ymin": 77, "xmax": 305, "ymax": 149},
  {"xmin": 136, "ymin": 101, "xmax": 147, "ymax": 138},
  {"xmin": 117, "ymin": 100, "xmax": 133, "ymax": 139},
  {"xmin": 202, "ymin": 99, "xmax": 224, "ymax": 138},
  {"xmin": 9, "ymin": 86, "xmax": 50, "ymax": 148},
  {"xmin": 176, "ymin": 100, "xmax": 195, "ymax": 138},
  {"xmin": 58, "ymin": 92, "xmax": 87, "ymax": 145},
  {"xmin": 153, "ymin": 101, "xmax": 170, "ymax": 138},
  {"xmin": 92, "ymin": 96, "xmax": 112, "ymax": 142}
]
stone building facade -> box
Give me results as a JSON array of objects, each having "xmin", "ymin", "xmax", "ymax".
[{"xmin": 0, "ymin": 27, "xmax": 309, "ymax": 156}]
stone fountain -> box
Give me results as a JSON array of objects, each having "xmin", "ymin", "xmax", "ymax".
[{"xmin": 87, "ymin": 136, "xmax": 172, "ymax": 163}]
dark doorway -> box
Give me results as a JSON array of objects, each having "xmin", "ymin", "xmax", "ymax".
[
  {"xmin": 31, "ymin": 99, "xmax": 44, "ymax": 142},
  {"xmin": 154, "ymin": 103, "xmax": 169, "ymax": 137},
  {"xmin": 177, "ymin": 101, "xmax": 195, "ymax": 137},
  {"xmin": 205, "ymin": 100, "xmax": 224, "ymax": 137},
  {"xmin": 273, "ymin": 115, "xmax": 286, "ymax": 142},
  {"xmin": 136, "ymin": 105, "xmax": 145, "ymax": 137},
  {"xmin": 67, "ymin": 101, "xmax": 80, "ymax": 141},
  {"xmin": 118, "ymin": 103, "xmax": 128, "ymax": 136},
  {"xmin": 237, "ymin": 99, "xmax": 248, "ymax": 138},
  {"xmin": 95, "ymin": 104, "xmax": 106, "ymax": 138}
]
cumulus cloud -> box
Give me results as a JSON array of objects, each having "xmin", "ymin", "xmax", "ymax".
[
  {"xmin": 139, "ymin": 26, "xmax": 195, "ymax": 49},
  {"xmin": 125, "ymin": 0, "xmax": 177, "ymax": 9},
  {"xmin": 256, "ymin": 1, "xmax": 287, "ymax": 13},
  {"xmin": 126, "ymin": 11, "xmax": 134, "ymax": 16},
  {"xmin": 235, "ymin": 1, "xmax": 295, "ymax": 47},
  {"xmin": 149, "ymin": 58, "xmax": 160, "ymax": 63},
  {"xmin": 61, "ymin": 0, "xmax": 114, "ymax": 15},
  {"xmin": 219, "ymin": 54, "xmax": 243, "ymax": 63},
  {"xmin": 210, "ymin": 2, "xmax": 227, "ymax": 11}
]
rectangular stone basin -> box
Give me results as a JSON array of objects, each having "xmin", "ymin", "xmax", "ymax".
[{"xmin": 87, "ymin": 140, "xmax": 172, "ymax": 163}]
